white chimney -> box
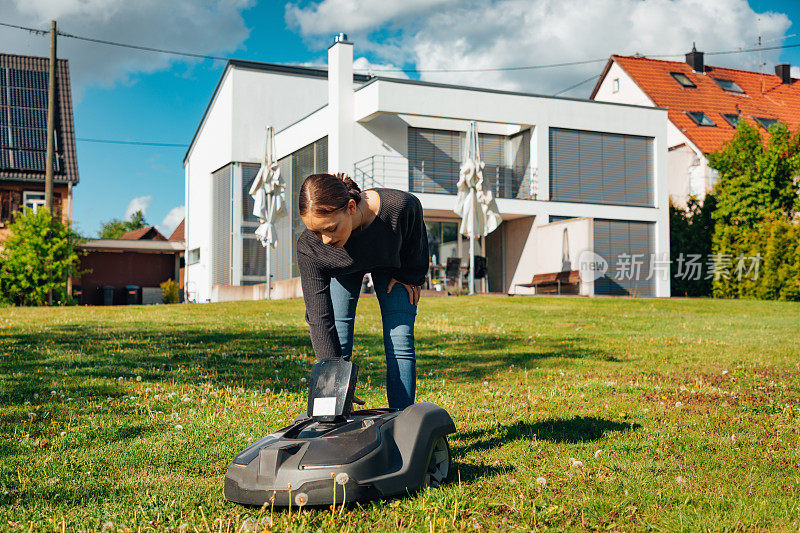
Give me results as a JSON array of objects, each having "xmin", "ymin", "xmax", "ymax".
[{"xmin": 328, "ymin": 33, "xmax": 353, "ymax": 174}]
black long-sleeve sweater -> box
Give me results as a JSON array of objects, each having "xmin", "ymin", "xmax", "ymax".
[{"xmin": 296, "ymin": 188, "xmax": 429, "ymax": 361}]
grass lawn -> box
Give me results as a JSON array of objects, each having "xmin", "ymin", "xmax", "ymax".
[{"xmin": 1, "ymin": 295, "xmax": 799, "ymax": 531}]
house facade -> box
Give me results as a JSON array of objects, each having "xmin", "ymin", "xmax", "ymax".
[
  {"xmin": 184, "ymin": 35, "xmax": 671, "ymax": 303},
  {"xmin": 0, "ymin": 53, "xmax": 79, "ymax": 244},
  {"xmin": 591, "ymin": 47, "xmax": 799, "ymax": 207}
]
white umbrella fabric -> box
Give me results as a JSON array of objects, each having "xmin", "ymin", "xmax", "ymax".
[
  {"xmin": 454, "ymin": 121, "xmax": 502, "ymax": 294},
  {"xmin": 248, "ymin": 126, "xmax": 287, "ymax": 300}
]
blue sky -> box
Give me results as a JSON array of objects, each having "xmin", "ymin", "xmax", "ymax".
[{"xmin": 1, "ymin": 0, "xmax": 798, "ymax": 237}]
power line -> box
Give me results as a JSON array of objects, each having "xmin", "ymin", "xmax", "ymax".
[
  {"xmin": 3, "ymin": 19, "xmax": 800, "ymax": 75},
  {"xmin": 553, "ymin": 74, "xmax": 601, "ymax": 96},
  {"xmin": 76, "ymin": 137, "xmax": 188, "ymax": 147}
]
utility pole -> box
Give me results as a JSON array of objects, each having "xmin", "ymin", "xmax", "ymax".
[{"xmin": 44, "ymin": 20, "xmax": 57, "ymax": 212}]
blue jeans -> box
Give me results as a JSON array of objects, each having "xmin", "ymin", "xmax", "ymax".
[{"xmin": 329, "ymin": 270, "xmax": 417, "ymax": 409}]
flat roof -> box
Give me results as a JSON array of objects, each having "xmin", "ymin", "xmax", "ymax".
[
  {"xmin": 358, "ymin": 76, "xmax": 666, "ymax": 111},
  {"xmin": 80, "ymin": 239, "xmax": 184, "ymax": 253},
  {"xmin": 183, "ymin": 59, "xmax": 371, "ymax": 165}
]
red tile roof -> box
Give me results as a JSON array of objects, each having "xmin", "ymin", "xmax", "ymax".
[
  {"xmin": 594, "ymin": 55, "xmax": 800, "ymax": 154},
  {"xmin": 120, "ymin": 226, "xmax": 166, "ymax": 241},
  {"xmin": 168, "ymin": 218, "xmax": 184, "ymax": 241}
]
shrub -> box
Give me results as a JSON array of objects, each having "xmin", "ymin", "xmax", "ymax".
[
  {"xmin": 160, "ymin": 279, "xmax": 180, "ymax": 304},
  {"xmin": 0, "ymin": 208, "xmax": 83, "ymax": 306}
]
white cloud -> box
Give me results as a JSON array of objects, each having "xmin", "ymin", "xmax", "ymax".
[
  {"xmin": 287, "ymin": 0, "xmax": 791, "ymax": 96},
  {"xmin": 124, "ymin": 195, "xmax": 152, "ymax": 220},
  {"xmin": 353, "ymin": 56, "xmax": 408, "ymax": 79},
  {"xmin": 157, "ymin": 205, "xmax": 184, "ymax": 237},
  {"xmin": 1, "ymin": 0, "xmax": 253, "ymax": 97}
]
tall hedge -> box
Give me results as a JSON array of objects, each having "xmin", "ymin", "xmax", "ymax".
[{"xmin": 707, "ymin": 121, "xmax": 800, "ymax": 300}]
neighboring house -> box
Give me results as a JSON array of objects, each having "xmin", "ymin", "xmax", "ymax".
[
  {"xmin": 120, "ymin": 225, "xmax": 167, "ymax": 240},
  {"xmin": 74, "ymin": 223, "xmax": 185, "ymax": 305},
  {"xmin": 74, "ymin": 238, "xmax": 184, "ymax": 305},
  {"xmin": 184, "ymin": 34, "xmax": 671, "ymax": 302},
  {"xmin": 591, "ymin": 46, "xmax": 799, "ymax": 207},
  {"xmin": 0, "ymin": 53, "xmax": 79, "ymax": 245},
  {"xmin": 168, "ymin": 219, "xmax": 186, "ymax": 289}
]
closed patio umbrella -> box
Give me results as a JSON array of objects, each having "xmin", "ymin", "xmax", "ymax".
[
  {"xmin": 454, "ymin": 121, "xmax": 502, "ymax": 295},
  {"xmin": 248, "ymin": 126, "xmax": 286, "ymax": 300}
]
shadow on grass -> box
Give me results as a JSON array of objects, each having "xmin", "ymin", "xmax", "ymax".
[
  {"xmin": 1, "ymin": 321, "xmax": 618, "ymax": 408},
  {"xmin": 454, "ymin": 416, "xmax": 640, "ymax": 454}
]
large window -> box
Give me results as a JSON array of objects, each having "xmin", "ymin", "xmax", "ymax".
[
  {"xmin": 291, "ymin": 137, "xmax": 327, "ymax": 277},
  {"xmin": 425, "ymin": 220, "xmax": 459, "ymax": 266},
  {"xmin": 549, "ymin": 128, "xmax": 654, "ymax": 207}
]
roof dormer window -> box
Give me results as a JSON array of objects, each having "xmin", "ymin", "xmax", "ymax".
[
  {"xmin": 670, "ymin": 72, "xmax": 696, "ymax": 88},
  {"xmin": 722, "ymin": 113, "xmax": 740, "ymax": 128},
  {"xmin": 685, "ymin": 111, "xmax": 716, "ymax": 127},
  {"xmin": 753, "ymin": 117, "xmax": 778, "ymax": 129},
  {"xmin": 713, "ymin": 78, "xmax": 744, "ymax": 94}
]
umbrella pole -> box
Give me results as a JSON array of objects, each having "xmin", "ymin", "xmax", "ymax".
[
  {"xmin": 469, "ymin": 233, "xmax": 475, "ymax": 295},
  {"xmin": 266, "ymin": 245, "xmax": 271, "ymax": 300}
]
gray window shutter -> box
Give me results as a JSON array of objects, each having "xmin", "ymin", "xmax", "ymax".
[
  {"xmin": 550, "ymin": 128, "xmax": 653, "ymax": 206},
  {"xmin": 479, "ymin": 133, "xmax": 505, "ymax": 199},
  {"xmin": 593, "ymin": 218, "xmax": 655, "ymax": 296},
  {"xmin": 510, "ymin": 129, "xmax": 531, "ymax": 199},
  {"xmin": 211, "ymin": 164, "xmax": 232, "ymax": 286},
  {"xmin": 408, "ymin": 127, "xmax": 462, "ymax": 194}
]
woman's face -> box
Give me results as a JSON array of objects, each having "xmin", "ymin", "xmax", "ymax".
[{"xmin": 301, "ymin": 199, "xmax": 358, "ymax": 249}]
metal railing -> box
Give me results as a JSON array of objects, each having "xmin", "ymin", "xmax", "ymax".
[{"xmin": 354, "ymin": 155, "xmax": 537, "ymax": 200}]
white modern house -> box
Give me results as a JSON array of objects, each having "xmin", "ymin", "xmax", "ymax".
[{"xmin": 183, "ymin": 34, "xmax": 671, "ymax": 303}]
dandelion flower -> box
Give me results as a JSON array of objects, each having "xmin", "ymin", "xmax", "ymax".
[
  {"xmin": 571, "ymin": 460, "xmax": 583, "ymax": 468},
  {"xmin": 675, "ymin": 401, "xmax": 683, "ymax": 408},
  {"xmin": 335, "ymin": 472, "xmax": 349, "ymax": 485},
  {"xmin": 536, "ymin": 477, "xmax": 547, "ymax": 487},
  {"xmin": 676, "ymin": 476, "xmax": 686, "ymax": 484},
  {"xmin": 300, "ymin": 377, "xmax": 307, "ymax": 383},
  {"xmin": 174, "ymin": 424, "xmax": 183, "ymax": 431},
  {"xmin": 136, "ymin": 376, "xmax": 142, "ymax": 382},
  {"xmin": 482, "ymin": 381, "xmax": 489, "ymax": 386},
  {"xmin": 294, "ymin": 492, "xmax": 309, "ymax": 506},
  {"xmin": 594, "ymin": 449, "xmax": 603, "ymax": 458},
  {"xmin": 60, "ymin": 431, "xmax": 66, "ymax": 437},
  {"xmin": 50, "ymin": 390, "xmax": 56, "ymax": 396}
]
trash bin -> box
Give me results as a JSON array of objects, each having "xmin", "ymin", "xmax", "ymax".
[
  {"xmin": 102, "ymin": 286, "xmax": 115, "ymax": 306},
  {"xmin": 125, "ymin": 285, "xmax": 141, "ymax": 305},
  {"xmin": 72, "ymin": 285, "xmax": 83, "ymax": 305}
]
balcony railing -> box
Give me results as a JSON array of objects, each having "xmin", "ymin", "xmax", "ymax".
[{"xmin": 354, "ymin": 155, "xmax": 537, "ymax": 200}]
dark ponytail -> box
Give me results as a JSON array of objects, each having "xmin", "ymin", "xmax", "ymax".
[{"xmin": 299, "ymin": 173, "xmax": 362, "ymax": 217}]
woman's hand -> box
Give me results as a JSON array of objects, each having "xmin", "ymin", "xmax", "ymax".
[{"xmin": 387, "ymin": 278, "xmax": 422, "ymax": 306}]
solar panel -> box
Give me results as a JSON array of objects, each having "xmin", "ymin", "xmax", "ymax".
[
  {"xmin": 0, "ymin": 66, "xmax": 65, "ymax": 174},
  {"xmin": 10, "ymin": 88, "xmax": 47, "ymax": 108},
  {"xmin": 8, "ymin": 69, "xmax": 48, "ymax": 90},
  {"xmin": 11, "ymin": 128, "xmax": 47, "ymax": 150},
  {"xmin": 10, "ymin": 107, "xmax": 46, "ymax": 128}
]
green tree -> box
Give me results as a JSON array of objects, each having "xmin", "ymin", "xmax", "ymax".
[
  {"xmin": 0, "ymin": 208, "xmax": 84, "ymax": 306},
  {"xmin": 669, "ymin": 194, "xmax": 715, "ymax": 297},
  {"xmin": 707, "ymin": 120, "xmax": 800, "ymax": 228},
  {"xmin": 99, "ymin": 210, "xmax": 148, "ymax": 239}
]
